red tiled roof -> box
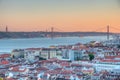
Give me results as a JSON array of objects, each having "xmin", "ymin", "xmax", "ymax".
[
  {"xmin": 105, "ymin": 56, "xmax": 115, "ymax": 59},
  {"xmin": 0, "ymin": 54, "xmax": 11, "ymax": 58},
  {"xmin": 77, "ymin": 75, "xmax": 82, "ymax": 78},
  {"xmin": 41, "ymin": 60, "xmax": 53, "ymax": 64},
  {"xmin": 37, "ymin": 67, "xmax": 49, "ymax": 71},
  {"xmin": 11, "ymin": 67, "xmax": 27, "ymax": 72},
  {"xmin": 115, "ymin": 55, "xmax": 120, "ymax": 58},
  {"xmin": 25, "ymin": 48, "xmax": 41, "ymax": 50},
  {"xmin": 71, "ymin": 63, "xmax": 82, "ymax": 67},
  {"xmin": 38, "ymin": 79, "xmax": 43, "ymax": 80},
  {"xmin": 60, "ymin": 62, "xmax": 70, "ymax": 67},
  {"xmin": 105, "ymin": 56, "xmax": 120, "ymax": 59},
  {"xmin": 61, "ymin": 70, "xmax": 73, "ymax": 74},
  {"xmin": 100, "ymin": 59, "xmax": 120, "ymax": 62},
  {"xmin": 0, "ymin": 60, "xmax": 9, "ymax": 65},
  {"xmin": 54, "ymin": 68, "xmax": 62, "ymax": 71},
  {"xmin": 82, "ymin": 70, "xmax": 93, "ymax": 73},
  {"xmin": 46, "ymin": 70, "xmax": 60, "ymax": 74}
]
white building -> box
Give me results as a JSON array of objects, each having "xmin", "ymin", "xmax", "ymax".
[
  {"xmin": 94, "ymin": 63, "xmax": 120, "ymax": 72},
  {"xmin": 11, "ymin": 49, "xmax": 25, "ymax": 58},
  {"xmin": 40, "ymin": 48, "xmax": 62, "ymax": 59},
  {"xmin": 62, "ymin": 49, "xmax": 87, "ymax": 61},
  {"xmin": 24, "ymin": 48, "xmax": 41, "ymax": 62},
  {"xmin": 74, "ymin": 60, "xmax": 120, "ymax": 73}
]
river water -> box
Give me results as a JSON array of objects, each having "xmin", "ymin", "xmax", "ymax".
[{"xmin": 0, "ymin": 36, "xmax": 108, "ymax": 53}]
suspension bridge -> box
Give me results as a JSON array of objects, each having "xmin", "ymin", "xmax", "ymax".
[
  {"xmin": 0, "ymin": 25, "xmax": 120, "ymax": 40},
  {"xmin": 47, "ymin": 25, "xmax": 120, "ymax": 40}
]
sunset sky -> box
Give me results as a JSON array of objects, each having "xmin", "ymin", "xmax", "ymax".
[{"xmin": 0, "ymin": 0, "xmax": 120, "ymax": 32}]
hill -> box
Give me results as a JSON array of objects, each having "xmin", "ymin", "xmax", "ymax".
[{"xmin": 0, "ymin": 32, "xmax": 112, "ymax": 39}]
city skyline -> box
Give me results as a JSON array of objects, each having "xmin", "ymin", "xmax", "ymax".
[{"xmin": 0, "ymin": 0, "xmax": 120, "ymax": 32}]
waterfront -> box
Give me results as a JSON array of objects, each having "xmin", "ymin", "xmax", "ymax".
[
  {"xmin": 0, "ymin": 36, "xmax": 108, "ymax": 53},
  {"xmin": 0, "ymin": 35, "xmax": 120, "ymax": 80}
]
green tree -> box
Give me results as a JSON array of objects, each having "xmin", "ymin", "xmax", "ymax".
[
  {"xmin": 20, "ymin": 55, "xmax": 24, "ymax": 58},
  {"xmin": 76, "ymin": 57, "xmax": 81, "ymax": 61},
  {"xmin": 88, "ymin": 53, "xmax": 94, "ymax": 61},
  {"xmin": 39, "ymin": 57, "xmax": 46, "ymax": 60},
  {"xmin": 12, "ymin": 55, "xmax": 15, "ymax": 58},
  {"xmin": 117, "ymin": 45, "xmax": 120, "ymax": 48},
  {"xmin": 0, "ymin": 78, "xmax": 3, "ymax": 80}
]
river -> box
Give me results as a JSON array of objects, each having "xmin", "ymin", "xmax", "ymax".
[{"xmin": 0, "ymin": 36, "xmax": 108, "ymax": 53}]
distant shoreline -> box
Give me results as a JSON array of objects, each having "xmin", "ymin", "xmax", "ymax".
[
  {"xmin": 0, "ymin": 36, "xmax": 108, "ymax": 53},
  {"xmin": 0, "ymin": 31, "xmax": 113, "ymax": 39}
]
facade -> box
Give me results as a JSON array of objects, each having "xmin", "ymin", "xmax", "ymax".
[
  {"xmin": 40, "ymin": 48, "xmax": 62, "ymax": 59},
  {"xmin": 24, "ymin": 48, "xmax": 62, "ymax": 62},
  {"xmin": 11, "ymin": 49, "xmax": 25, "ymax": 58},
  {"xmin": 24, "ymin": 48, "xmax": 41, "ymax": 62},
  {"xmin": 62, "ymin": 49, "xmax": 87, "ymax": 61},
  {"xmin": 94, "ymin": 63, "xmax": 120, "ymax": 72}
]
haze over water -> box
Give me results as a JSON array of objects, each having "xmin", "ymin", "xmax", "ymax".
[{"xmin": 0, "ymin": 36, "xmax": 108, "ymax": 53}]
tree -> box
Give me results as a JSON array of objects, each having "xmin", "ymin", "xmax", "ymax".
[
  {"xmin": 88, "ymin": 53, "xmax": 94, "ymax": 61},
  {"xmin": 0, "ymin": 78, "xmax": 3, "ymax": 80},
  {"xmin": 20, "ymin": 55, "xmax": 24, "ymax": 58},
  {"xmin": 12, "ymin": 55, "xmax": 15, "ymax": 58},
  {"xmin": 39, "ymin": 57, "xmax": 46, "ymax": 60},
  {"xmin": 117, "ymin": 45, "xmax": 120, "ymax": 48},
  {"xmin": 76, "ymin": 57, "xmax": 81, "ymax": 61}
]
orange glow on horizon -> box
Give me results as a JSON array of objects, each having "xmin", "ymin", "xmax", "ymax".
[{"xmin": 0, "ymin": 0, "xmax": 120, "ymax": 33}]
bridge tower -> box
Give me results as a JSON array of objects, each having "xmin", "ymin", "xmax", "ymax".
[
  {"xmin": 6, "ymin": 26, "xmax": 8, "ymax": 32},
  {"xmin": 107, "ymin": 25, "xmax": 109, "ymax": 40},
  {"xmin": 51, "ymin": 27, "xmax": 54, "ymax": 39}
]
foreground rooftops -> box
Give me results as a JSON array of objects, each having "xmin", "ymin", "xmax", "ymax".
[{"xmin": 0, "ymin": 54, "xmax": 11, "ymax": 58}]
